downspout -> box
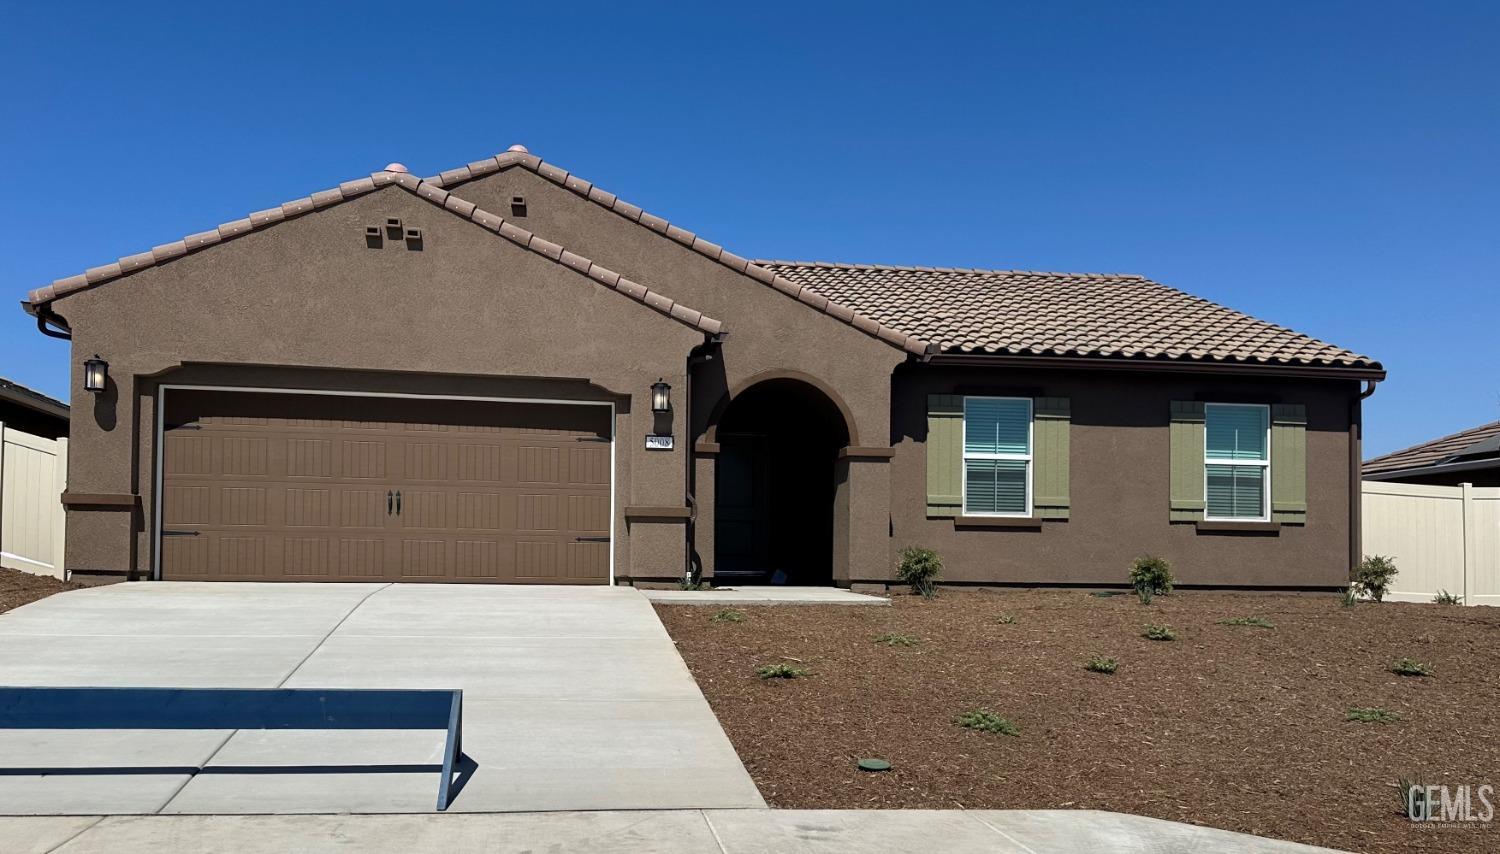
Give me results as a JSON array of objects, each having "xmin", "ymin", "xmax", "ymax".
[
  {"xmin": 1350, "ymin": 379, "xmax": 1379, "ymax": 577},
  {"xmin": 27, "ymin": 302, "xmax": 73, "ymax": 340},
  {"xmin": 683, "ymin": 335, "xmax": 721, "ymax": 585}
]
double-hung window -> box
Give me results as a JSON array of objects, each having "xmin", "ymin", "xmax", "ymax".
[
  {"xmin": 1204, "ymin": 403, "xmax": 1270, "ymax": 521},
  {"xmin": 962, "ymin": 397, "xmax": 1032, "ymax": 516}
]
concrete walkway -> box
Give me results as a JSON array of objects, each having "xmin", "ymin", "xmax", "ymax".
[
  {"xmin": 0, "ymin": 583, "xmax": 763, "ymax": 815},
  {"xmin": 1, "ymin": 810, "xmax": 1345, "ymax": 853},
  {"xmin": 641, "ymin": 586, "xmax": 888, "ymax": 605}
]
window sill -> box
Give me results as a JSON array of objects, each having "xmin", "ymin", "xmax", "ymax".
[
  {"xmin": 1195, "ymin": 520, "xmax": 1280, "ymax": 534},
  {"xmin": 954, "ymin": 516, "xmax": 1044, "ymax": 530}
]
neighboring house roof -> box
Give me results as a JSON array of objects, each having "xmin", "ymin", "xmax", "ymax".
[
  {"xmin": 22, "ymin": 169, "xmax": 725, "ymax": 340},
  {"xmin": 1363, "ymin": 419, "xmax": 1500, "ymax": 477},
  {"xmin": 0, "ymin": 376, "xmax": 69, "ymax": 422},
  {"xmin": 757, "ymin": 261, "xmax": 1378, "ymax": 370}
]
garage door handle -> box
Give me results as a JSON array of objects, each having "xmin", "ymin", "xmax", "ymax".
[
  {"xmin": 574, "ymin": 536, "xmax": 610, "ymax": 543},
  {"xmin": 387, "ymin": 491, "xmax": 394, "ymax": 515},
  {"xmin": 395, "ymin": 490, "xmax": 402, "ymax": 516},
  {"xmin": 162, "ymin": 530, "xmax": 200, "ymax": 537}
]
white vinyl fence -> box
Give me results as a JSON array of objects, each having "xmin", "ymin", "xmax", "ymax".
[
  {"xmin": 0, "ymin": 424, "xmax": 68, "ymax": 579},
  {"xmin": 1362, "ymin": 480, "xmax": 1500, "ymax": 606}
]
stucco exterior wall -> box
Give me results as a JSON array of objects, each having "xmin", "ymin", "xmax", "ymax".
[{"xmin": 887, "ymin": 364, "xmax": 1360, "ymax": 588}]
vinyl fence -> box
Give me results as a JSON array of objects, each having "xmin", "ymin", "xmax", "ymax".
[
  {"xmin": 0, "ymin": 424, "xmax": 67, "ymax": 579},
  {"xmin": 1362, "ymin": 480, "xmax": 1500, "ymax": 606}
]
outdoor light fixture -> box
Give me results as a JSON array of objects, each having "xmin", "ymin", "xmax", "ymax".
[
  {"xmin": 83, "ymin": 355, "xmax": 108, "ymax": 394},
  {"xmin": 650, "ymin": 379, "xmax": 671, "ymax": 414}
]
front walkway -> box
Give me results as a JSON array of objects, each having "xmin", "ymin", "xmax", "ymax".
[
  {"xmin": 3, "ymin": 810, "xmax": 1344, "ymax": 853},
  {"xmin": 640, "ymin": 586, "xmax": 888, "ymax": 605},
  {"xmin": 0, "ymin": 583, "xmax": 763, "ymax": 814}
]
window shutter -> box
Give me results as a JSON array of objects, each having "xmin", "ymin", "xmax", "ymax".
[
  {"xmin": 1271, "ymin": 404, "xmax": 1307, "ymax": 524},
  {"xmin": 926, "ymin": 394, "xmax": 963, "ymax": 517},
  {"xmin": 1032, "ymin": 397, "xmax": 1070, "ymax": 519},
  {"xmin": 1169, "ymin": 401, "xmax": 1206, "ymax": 521}
]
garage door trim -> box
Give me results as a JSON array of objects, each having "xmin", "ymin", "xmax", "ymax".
[{"xmin": 151, "ymin": 384, "xmax": 616, "ymax": 584}]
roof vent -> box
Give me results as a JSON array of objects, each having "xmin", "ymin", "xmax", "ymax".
[
  {"xmin": 506, "ymin": 144, "xmax": 529, "ymax": 154},
  {"xmin": 384, "ymin": 162, "xmax": 410, "ymax": 173}
]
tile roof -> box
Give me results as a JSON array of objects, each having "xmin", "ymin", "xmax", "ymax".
[
  {"xmin": 23, "ymin": 170, "xmax": 725, "ymax": 340},
  {"xmin": 756, "ymin": 261, "xmax": 1381, "ymax": 371},
  {"xmin": 1363, "ymin": 419, "xmax": 1500, "ymax": 476}
]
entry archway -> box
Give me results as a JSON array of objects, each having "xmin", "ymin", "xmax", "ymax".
[{"xmin": 711, "ymin": 377, "xmax": 851, "ymax": 585}]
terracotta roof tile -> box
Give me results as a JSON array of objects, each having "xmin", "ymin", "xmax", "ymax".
[
  {"xmin": 754, "ymin": 260, "xmax": 1379, "ymax": 370},
  {"xmin": 1363, "ymin": 420, "xmax": 1500, "ymax": 475}
]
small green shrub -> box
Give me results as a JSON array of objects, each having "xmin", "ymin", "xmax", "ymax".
[
  {"xmin": 1355, "ymin": 555, "xmax": 1399, "ymax": 602},
  {"xmin": 1347, "ymin": 707, "xmax": 1400, "ymax": 724},
  {"xmin": 896, "ymin": 546, "xmax": 943, "ymax": 598},
  {"xmin": 710, "ymin": 608, "xmax": 746, "ymax": 624},
  {"xmin": 875, "ymin": 632, "xmax": 920, "ymax": 647},
  {"xmin": 679, "ymin": 579, "xmax": 712, "ymax": 591},
  {"xmin": 756, "ymin": 663, "xmax": 808, "ymax": 679},
  {"xmin": 1389, "ymin": 658, "xmax": 1432, "ymax": 677},
  {"xmin": 1218, "ymin": 616, "xmax": 1275, "ymax": 629},
  {"xmin": 1142, "ymin": 623, "xmax": 1177, "ymax": 641},
  {"xmin": 954, "ymin": 710, "xmax": 1020, "ymax": 736},
  {"xmin": 1432, "ymin": 589, "xmax": 1463, "ymax": 605},
  {"xmin": 996, "ymin": 613, "xmax": 1017, "ymax": 625},
  {"xmin": 1084, "ymin": 656, "xmax": 1118, "ymax": 674},
  {"xmin": 1129, "ymin": 556, "xmax": 1174, "ymax": 604},
  {"xmin": 1339, "ymin": 584, "xmax": 1360, "ymax": 608}
]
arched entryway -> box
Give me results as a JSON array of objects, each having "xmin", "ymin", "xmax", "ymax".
[{"xmin": 711, "ymin": 377, "xmax": 851, "ymax": 585}]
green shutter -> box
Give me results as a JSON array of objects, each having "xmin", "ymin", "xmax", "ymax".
[
  {"xmin": 926, "ymin": 394, "xmax": 963, "ymax": 518},
  {"xmin": 1271, "ymin": 404, "xmax": 1307, "ymax": 524},
  {"xmin": 1032, "ymin": 397, "xmax": 1070, "ymax": 519},
  {"xmin": 1169, "ymin": 401, "xmax": 1206, "ymax": 521}
]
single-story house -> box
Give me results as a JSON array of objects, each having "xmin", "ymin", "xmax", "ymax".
[
  {"xmin": 1363, "ymin": 419, "xmax": 1500, "ymax": 487},
  {"xmin": 0, "ymin": 376, "xmax": 69, "ymax": 440},
  {"xmin": 22, "ymin": 145, "xmax": 1384, "ymax": 589}
]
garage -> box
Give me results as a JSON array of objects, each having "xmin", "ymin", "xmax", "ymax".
[{"xmin": 158, "ymin": 389, "xmax": 612, "ymax": 583}]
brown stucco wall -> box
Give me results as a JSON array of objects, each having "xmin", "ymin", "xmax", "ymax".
[
  {"xmin": 51, "ymin": 185, "xmax": 704, "ymax": 582},
  {"xmin": 886, "ymin": 364, "xmax": 1361, "ymax": 589}
]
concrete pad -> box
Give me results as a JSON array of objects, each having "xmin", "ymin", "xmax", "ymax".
[
  {"xmin": 0, "ymin": 729, "xmax": 232, "ymax": 815},
  {"xmin": 970, "ymin": 810, "xmax": 1343, "ymax": 853},
  {"xmin": 704, "ymin": 809, "xmax": 1027, "ymax": 853},
  {"xmin": 334, "ymin": 585, "xmax": 668, "ymax": 640},
  {"xmin": 642, "ymin": 587, "xmax": 889, "ymax": 605},
  {"xmin": 0, "ymin": 635, "xmax": 322, "ymax": 687},
  {"xmin": 52, "ymin": 812, "xmax": 722, "ymax": 854},
  {"xmin": 0, "ymin": 817, "xmax": 102, "ymax": 853}
]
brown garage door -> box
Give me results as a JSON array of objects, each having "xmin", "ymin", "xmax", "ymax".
[{"xmin": 159, "ymin": 390, "xmax": 612, "ymax": 583}]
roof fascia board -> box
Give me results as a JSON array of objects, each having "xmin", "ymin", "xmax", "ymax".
[{"xmin": 925, "ymin": 352, "xmax": 1387, "ymax": 381}]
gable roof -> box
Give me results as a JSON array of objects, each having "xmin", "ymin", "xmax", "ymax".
[
  {"xmin": 0, "ymin": 375, "xmax": 69, "ymax": 421},
  {"xmin": 757, "ymin": 261, "xmax": 1379, "ymax": 372},
  {"xmin": 1363, "ymin": 419, "xmax": 1500, "ymax": 476},
  {"xmin": 23, "ymin": 170, "xmax": 725, "ymax": 340}
]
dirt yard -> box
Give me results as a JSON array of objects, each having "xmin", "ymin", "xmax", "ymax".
[
  {"xmin": 0, "ymin": 567, "xmax": 84, "ymax": 615},
  {"xmin": 657, "ymin": 590, "xmax": 1500, "ymax": 853}
]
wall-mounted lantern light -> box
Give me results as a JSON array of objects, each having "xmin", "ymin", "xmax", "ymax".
[
  {"xmin": 83, "ymin": 355, "xmax": 109, "ymax": 394},
  {"xmin": 650, "ymin": 379, "xmax": 672, "ymax": 414}
]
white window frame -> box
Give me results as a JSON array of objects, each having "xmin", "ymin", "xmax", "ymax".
[
  {"xmin": 1203, "ymin": 402, "xmax": 1271, "ymax": 523},
  {"xmin": 961, "ymin": 396, "xmax": 1033, "ymax": 518}
]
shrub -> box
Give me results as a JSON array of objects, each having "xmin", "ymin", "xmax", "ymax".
[
  {"xmin": 1142, "ymin": 623, "xmax": 1176, "ymax": 641},
  {"xmin": 1398, "ymin": 776, "xmax": 1433, "ymax": 819},
  {"xmin": 1217, "ymin": 616, "xmax": 1275, "ymax": 629},
  {"xmin": 679, "ymin": 579, "xmax": 712, "ymax": 591},
  {"xmin": 1339, "ymin": 584, "xmax": 1360, "ymax": 608},
  {"xmin": 1084, "ymin": 655, "xmax": 1118, "ymax": 674},
  {"xmin": 875, "ymin": 632, "xmax": 920, "ymax": 647},
  {"xmin": 1389, "ymin": 658, "xmax": 1432, "ymax": 677},
  {"xmin": 954, "ymin": 710, "xmax": 1020, "ymax": 736},
  {"xmin": 1129, "ymin": 556, "xmax": 1174, "ymax": 604},
  {"xmin": 1347, "ymin": 707, "xmax": 1400, "ymax": 724},
  {"xmin": 996, "ymin": 613, "xmax": 1017, "ymax": 625},
  {"xmin": 710, "ymin": 608, "xmax": 746, "ymax": 624},
  {"xmin": 1355, "ymin": 555, "xmax": 1399, "ymax": 602},
  {"xmin": 756, "ymin": 663, "xmax": 807, "ymax": 679},
  {"xmin": 1432, "ymin": 589, "xmax": 1463, "ymax": 605},
  {"xmin": 896, "ymin": 546, "xmax": 943, "ymax": 598}
]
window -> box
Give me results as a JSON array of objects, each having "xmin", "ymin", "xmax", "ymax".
[
  {"xmin": 1204, "ymin": 403, "xmax": 1269, "ymax": 521},
  {"xmin": 962, "ymin": 397, "xmax": 1031, "ymax": 516}
]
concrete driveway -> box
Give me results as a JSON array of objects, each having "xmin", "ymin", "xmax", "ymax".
[{"xmin": 0, "ymin": 583, "xmax": 764, "ymax": 815}]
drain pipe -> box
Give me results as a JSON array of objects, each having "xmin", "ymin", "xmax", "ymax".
[
  {"xmin": 26, "ymin": 302, "xmax": 73, "ymax": 340},
  {"xmin": 1349, "ymin": 379, "xmax": 1379, "ymax": 576},
  {"xmin": 683, "ymin": 335, "xmax": 722, "ymax": 585}
]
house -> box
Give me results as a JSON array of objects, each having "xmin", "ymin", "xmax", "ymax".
[
  {"xmin": 21, "ymin": 146, "xmax": 1384, "ymax": 588},
  {"xmin": 0, "ymin": 376, "xmax": 69, "ymax": 440},
  {"xmin": 1363, "ymin": 419, "xmax": 1500, "ymax": 487}
]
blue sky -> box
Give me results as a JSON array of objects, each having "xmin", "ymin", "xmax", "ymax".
[{"xmin": 2, "ymin": 1, "xmax": 1495, "ymax": 456}]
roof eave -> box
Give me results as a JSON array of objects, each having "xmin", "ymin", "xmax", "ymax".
[
  {"xmin": 924, "ymin": 351, "xmax": 1387, "ymax": 381},
  {"xmin": 1362, "ymin": 456, "xmax": 1500, "ymax": 481}
]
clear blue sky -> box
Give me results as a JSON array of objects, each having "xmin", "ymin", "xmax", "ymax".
[{"xmin": 2, "ymin": 1, "xmax": 1495, "ymax": 456}]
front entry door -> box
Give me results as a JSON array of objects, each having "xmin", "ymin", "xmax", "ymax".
[{"xmin": 713, "ymin": 434, "xmax": 769, "ymax": 578}]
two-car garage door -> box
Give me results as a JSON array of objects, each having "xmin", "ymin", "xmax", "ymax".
[{"xmin": 159, "ymin": 390, "xmax": 612, "ymax": 583}]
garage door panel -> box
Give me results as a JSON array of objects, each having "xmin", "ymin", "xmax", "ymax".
[{"xmin": 162, "ymin": 391, "xmax": 611, "ymax": 584}]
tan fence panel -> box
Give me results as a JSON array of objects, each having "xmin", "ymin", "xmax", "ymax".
[
  {"xmin": 0, "ymin": 424, "xmax": 68, "ymax": 578},
  {"xmin": 1362, "ymin": 480, "xmax": 1500, "ymax": 606}
]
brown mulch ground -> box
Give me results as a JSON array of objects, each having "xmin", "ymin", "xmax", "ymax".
[
  {"xmin": 0, "ymin": 567, "xmax": 84, "ymax": 615},
  {"xmin": 657, "ymin": 590, "xmax": 1500, "ymax": 853}
]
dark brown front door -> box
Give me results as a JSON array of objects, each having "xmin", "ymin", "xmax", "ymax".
[{"xmin": 160, "ymin": 391, "xmax": 611, "ymax": 583}]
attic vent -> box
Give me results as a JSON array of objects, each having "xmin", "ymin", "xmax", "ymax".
[
  {"xmin": 364, "ymin": 225, "xmax": 383, "ymax": 248},
  {"xmin": 384, "ymin": 217, "xmax": 404, "ymax": 239},
  {"xmin": 404, "ymin": 228, "xmax": 424, "ymax": 250},
  {"xmin": 510, "ymin": 196, "xmax": 527, "ymax": 217}
]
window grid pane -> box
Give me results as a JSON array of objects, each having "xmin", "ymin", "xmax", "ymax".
[
  {"xmin": 964, "ymin": 398, "xmax": 1031, "ymax": 457},
  {"xmin": 1206, "ymin": 465, "xmax": 1265, "ymax": 519},
  {"xmin": 964, "ymin": 459, "xmax": 1028, "ymax": 515},
  {"xmin": 1206, "ymin": 405, "xmax": 1268, "ymax": 462}
]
